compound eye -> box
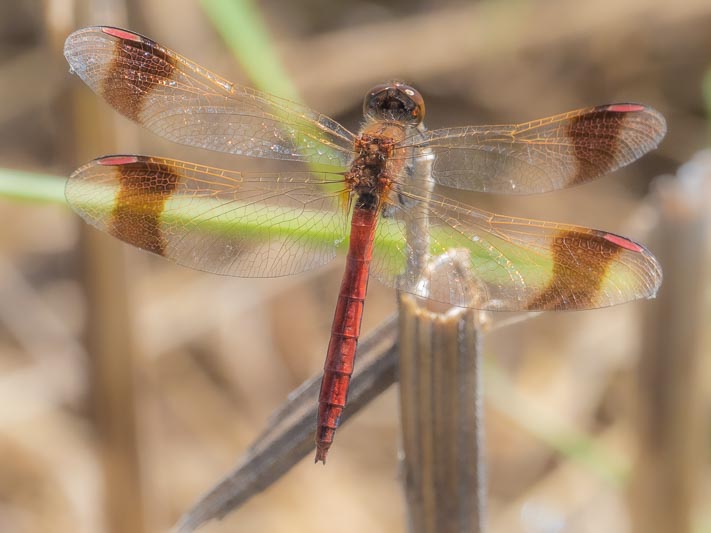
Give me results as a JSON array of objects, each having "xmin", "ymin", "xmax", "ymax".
[
  {"xmin": 363, "ymin": 83, "xmax": 391, "ymax": 116},
  {"xmin": 399, "ymin": 85, "xmax": 425, "ymax": 124},
  {"xmin": 363, "ymin": 82, "xmax": 425, "ymax": 125}
]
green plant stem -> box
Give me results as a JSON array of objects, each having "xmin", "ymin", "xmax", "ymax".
[
  {"xmin": 0, "ymin": 168, "xmax": 65, "ymax": 204},
  {"xmin": 199, "ymin": 0, "xmax": 301, "ymax": 101}
]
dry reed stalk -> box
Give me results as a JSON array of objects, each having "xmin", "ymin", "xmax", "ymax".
[
  {"xmin": 629, "ymin": 152, "xmax": 710, "ymax": 533},
  {"xmin": 398, "ymin": 292, "xmax": 485, "ymax": 533},
  {"xmin": 68, "ymin": 2, "xmax": 146, "ymax": 532},
  {"xmin": 175, "ymin": 314, "xmax": 399, "ymax": 532}
]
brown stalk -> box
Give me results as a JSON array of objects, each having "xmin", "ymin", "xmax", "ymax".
[
  {"xmin": 628, "ymin": 153, "xmax": 710, "ymax": 533},
  {"xmin": 175, "ymin": 314, "xmax": 399, "ymax": 533},
  {"xmin": 176, "ymin": 274, "xmax": 488, "ymax": 533},
  {"xmin": 66, "ymin": 2, "xmax": 146, "ymax": 532},
  {"xmin": 398, "ymin": 292, "xmax": 485, "ymax": 533}
]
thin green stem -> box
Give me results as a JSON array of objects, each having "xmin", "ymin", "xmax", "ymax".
[
  {"xmin": 0, "ymin": 168, "xmax": 66, "ymax": 204},
  {"xmin": 0, "ymin": 169, "xmax": 643, "ymax": 292},
  {"xmin": 199, "ymin": 0, "xmax": 300, "ymax": 101}
]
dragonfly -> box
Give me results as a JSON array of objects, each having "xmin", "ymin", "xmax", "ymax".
[{"xmin": 64, "ymin": 26, "xmax": 665, "ymax": 464}]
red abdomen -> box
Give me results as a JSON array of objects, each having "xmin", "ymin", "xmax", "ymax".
[{"xmin": 315, "ymin": 205, "xmax": 379, "ymax": 463}]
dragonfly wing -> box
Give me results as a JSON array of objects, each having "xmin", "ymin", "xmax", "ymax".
[
  {"xmin": 370, "ymin": 189, "xmax": 662, "ymax": 310},
  {"xmin": 64, "ymin": 27, "xmax": 355, "ymax": 167},
  {"xmin": 401, "ymin": 104, "xmax": 665, "ymax": 194},
  {"xmin": 66, "ymin": 156, "xmax": 349, "ymax": 277}
]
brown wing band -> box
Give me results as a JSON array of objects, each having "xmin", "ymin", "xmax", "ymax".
[
  {"xmin": 100, "ymin": 30, "xmax": 177, "ymax": 122},
  {"xmin": 109, "ymin": 158, "xmax": 180, "ymax": 255},
  {"xmin": 568, "ymin": 105, "xmax": 625, "ymax": 185},
  {"xmin": 526, "ymin": 230, "xmax": 623, "ymax": 310}
]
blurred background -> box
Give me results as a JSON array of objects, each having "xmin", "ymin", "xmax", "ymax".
[{"xmin": 0, "ymin": 0, "xmax": 710, "ymax": 532}]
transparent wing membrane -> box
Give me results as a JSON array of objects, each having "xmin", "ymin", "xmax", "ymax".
[
  {"xmin": 370, "ymin": 188, "xmax": 662, "ymax": 311},
  {"xmin": 66, "ymin": 156, "xmax": 349, "ymax": 277},
  {"xmin": 64, "ymin": 27, "xmax": 355, "ymax": 168},
  {"xmin": 397, "ymin": 104, "xmax": 666, "ymax": 194}
]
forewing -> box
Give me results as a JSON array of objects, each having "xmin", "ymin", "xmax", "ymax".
[
  {"xmin": 370, "ymin": 190, "xmax": 662, "ymax": 310},
  {"xmin": 66, "ymin": 156, "xmax": 349, "ymax": 277},
  {"xmin": 400, "ymin": 104, "xmax": 665, "ymax": 194},
  {"xmin": 64, "ymin": 27, "xmax": 354, "ymax": 167}
]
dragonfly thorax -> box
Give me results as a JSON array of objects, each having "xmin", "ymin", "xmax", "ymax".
[{"xmin": 346, "ymin": 134, "xmax": 396, "ymax": 197}]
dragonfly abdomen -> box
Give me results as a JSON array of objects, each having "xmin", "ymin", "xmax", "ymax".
[{"xmin": 315, "ymin": 204, "xmax": 379, "ymax": 463}]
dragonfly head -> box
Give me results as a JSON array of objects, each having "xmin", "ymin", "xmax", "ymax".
[{"xmin": 364, "ymin": 82, "xmax": 425, "ymax": 125}]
